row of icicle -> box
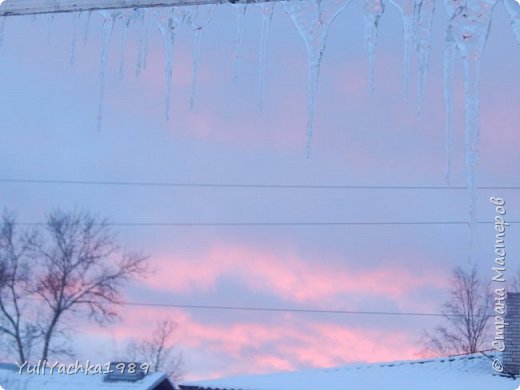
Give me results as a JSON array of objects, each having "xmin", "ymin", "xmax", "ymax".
[{"xmin": 0, "ymin": 0, "xmax": 519, "ymax": 260}]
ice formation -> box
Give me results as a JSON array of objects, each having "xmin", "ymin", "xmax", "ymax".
[
  {"xmin": 69, "ymin": 11, "xmax": 80, "ymax": 66},
  {"xmin": 257, "ymin": 3, "xmax": 275, "ymax": 110},
  {"xmin": 1, "ymin": 0, "xmax": 516, "ymax": 260},
  {"xmin": 233, "ymin": 4, "xmax": 248, "ymax": 82},
  {"xmin": 386, "ymin": 0, "xmax": 416, "ymax": 98},
  {"xmin": 157, "ymin": 7, "xmax": 195, "ymax": 119},
  {"xmin": 415, "ymin": 0, "xmax": 435, "ymax": 115},
  {"xmin": 284, "ymin": 0, "xmax": 352, "ymax": 157},
  {"xmin": 97, "ymin": 11, "xmax": 118, "ymax": 131},
  {"xmin": 118, "ymin": 10, "xmax": 134, "ymax": 80},
  {"xmin": 82, "ymin": 10, "xmax": 92, "ymax": 44},
  {"xmin": 444, "ymin": 0, "xmax": 498, "ymax": 258},
  {"xmin": 363, "ymin": 0, "xmax": 384, "ymax": 92},
  {"xmin": 134, "ymin": 8, "xmax": 156, "ymax": 78},
  {"xmin": 190, "ymin": 5, "xmax": 216, "ymax": 110}
]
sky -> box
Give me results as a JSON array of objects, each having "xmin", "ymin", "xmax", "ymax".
[{"xmin": 0, "ymin": 0, "xmax": 520, "ymax": 382}]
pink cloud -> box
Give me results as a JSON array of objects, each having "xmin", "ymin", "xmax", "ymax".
[
  {"xmin": 87, "ymin": 306, "xmax": 422, "ymax": 380},
  {"xmin": 144, "ymin": 244, "xmax": 446, "ymax": 305}
]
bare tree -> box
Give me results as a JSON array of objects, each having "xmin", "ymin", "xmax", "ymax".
[
  {"xmin": 0, "ymin": 212, "xmax": 39, "ymax": 363},
  {"xmin": 0, "ymin": 209, "xmax": 148, "ymax": 362},
  {"xmin": 125, "ymin": 319, "xmax": 183, "ymax": 381},
  {"xmin": 421, "ymin": 265, "xmax": 493, "ymax": 356}
]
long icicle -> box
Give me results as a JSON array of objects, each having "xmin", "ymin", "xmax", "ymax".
[
  {"xmin": 284, "ymin": 0, "xmax": 351, "ymax": 157},
  {"xmin": 70, "ymin": 12, "xmax": 81, "ymax": 66},
  {"xmin": 443, "ymin": 31, "xmax": 455, "ymax": 186},
  {"xmin": 119, "ymin": 11, "xmax": 133, "ymax": 80},
  {"xmin": 445, "ymin": 0, "xmax": 498, "ymax": 261},
  {"xmin": 157, "ymin": 8, "xmax": 187, "ymax": 120},
  {"xmin": 142, "ymin": 8, "xmax": 154, "ymax": 72},
  {"xmin": 82, "ymin": 10, "xmax": 92, "ymax": 44},
  {"xmin": 97, "ymin": 11, "xmax": 117, "ymax": 132},
  {"xmin": 233, "ymin": 4, "xmax": 247, "ymax": 83},
  {"xmin": 135, "ymin": 9, "xmax": 146, "ymax": 78},
  {"xmin": 463, "ymin": 57, "xmax": 481, "ymax": 261},
  {"xmin": 257, "ymin": 3, "xmax": 275, "ymax": 110},
  {"xmin": 190, "ymin": 5, "xmax": 216, "ymax": 110},
  {"xmin": 363, "ymin": 0, "xmax": 384, "ymax": 92},
  {"xmin": 415, "ymin": 0, "xmax": 435, "ymax": 116},
  {"xmin": 387, "ymin": 0, "xmax": 417, "ymax": 99},
  {"xmin": 158, "ymin": 11, "xmax": 175, "ymax": 120}
]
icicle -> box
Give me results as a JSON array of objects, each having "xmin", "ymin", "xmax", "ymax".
[
  {"xmin": 0, "ymin": 17, "xmax": 6, "ymax": 48},
  {"xmin": 444, "ymin": 0, "xmax": 498, "ymax": 261},
  {"xmin": 387, "ymin": 0, "xmax": 417, "ymax": 99},
  {"xmin": 46, "ymin": 14, "xmax": 54, "ymax": 45},
  {"xmin": 82, "ymin": 11, "xmax": 92, "ymax": 44},
  {"xmin": 97, "ymin": 11, "xmax": 117, "ymax": 132},
  {"xmin": 70, "ymin": 12, "xmax": 81, "ymax": 66},
  {"xmin": 284, "ymin": 0, "xmax": 351, "ymax": 157},
  {"xmin": 363, "ymin": 0, "xmax": 384, "ymax": 92},
  {"xmin": 503, "ymin": 0, "xmax": 520, "ymax": 44},
  {"xmin": 415, "ymin": 0, "xmax": 435, "ymax": 116},
  {"xmin": 142, "ymin": 10, "xmax": 154, "ymax": 72},
  {"xmin": 233, "ymin": 4, "xmax": 247, "ymax": 82},
  {"xmin": 257, "ymin": 3, "xmax": 275, "ymax": 110},
  {"xmin": 157, "ymin": 10, "xmax": 175, "ymax": 120},
  {"xmin": 190, "ymin": 5, "xmax": 216, "ymax": 110},
  {"xmin": 135, "ymin": 8, "xmax": 155, "ymax": 77},
  {"xmin": 157, "ymin": 8, "xmax": 187, "ymax": 120},
  {"xmin": 443, "ymin": 32, "xmax": 455, "ymax": 186},
  {"xmin": 135, "ymin": 9, "xmax": 147, "ymax": 77},
  {"xmin": 118, "ymin": 11, "xmax": 133, "ymax": 80}
]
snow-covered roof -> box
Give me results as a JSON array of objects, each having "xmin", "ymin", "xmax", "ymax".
[
  {"xmin": 183, "ymin": 354, "xmax": 519, "ymax": 390},
  {"xmin": 0, "ymin": 362, "xmax": 175, "ymax": 390}
]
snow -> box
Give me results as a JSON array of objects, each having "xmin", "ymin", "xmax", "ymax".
[{"xmin": 186, "ymin": 354, "xmax": 518, "ymax": 390}]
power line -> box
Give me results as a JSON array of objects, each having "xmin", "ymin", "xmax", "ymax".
[
  {"xmin": 22, "ymin": 297, "xmax": 484, "ymax": 318},
  {"xmin": 118, "ymin": 301, "xmax": 488, "ymax": 318},
  {"xmin": 1, "ymin": 178, "xmax": 519, "ymax": 190},
  {"xmin": 15, "ymin": 221, "xmax": 519, "ymax": 227},
  {"xmin": 13, "ymin": 221, "xmax": 520, "ymax": 227}
]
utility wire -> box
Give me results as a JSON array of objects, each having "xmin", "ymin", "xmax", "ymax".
[
  {"xmin": 16, "ymin": 221, "xmax": 519, "ymax": 227},
  {"xmin": 117, "ymin": 301, "xmax": 490, "ymax": 318},
  {"xmin": 1, "ymin": 178, "xmax": 519, "ymax": 190},
  {"xmin": 20, "ymin": 298, "xmax": 487, "ymax": 318}
]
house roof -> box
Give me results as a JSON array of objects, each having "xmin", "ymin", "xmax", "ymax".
[
  {"xmin": 182, "ymin": 353, "xmax": 519, "ymax": 390},
  {"xmin": 0, "ymin": 362, "xmax": 176, "ymax": 390}
]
